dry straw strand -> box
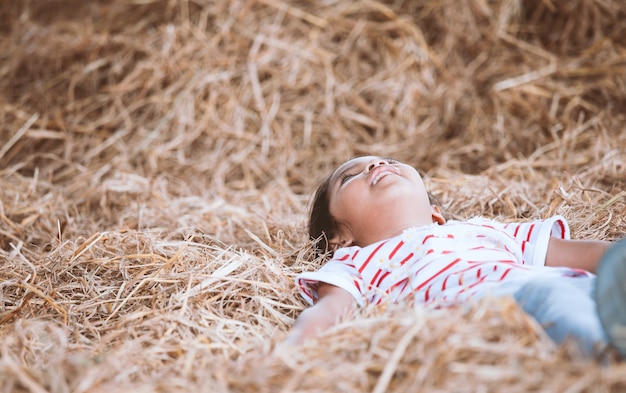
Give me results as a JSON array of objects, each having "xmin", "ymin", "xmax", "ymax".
[{"xmin": 0, "ymin": 0, "xmax": 625, "ymax": 391}]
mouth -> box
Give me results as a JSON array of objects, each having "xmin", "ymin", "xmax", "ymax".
[{"xmin": 371, "ymin": 167, "xmax": 399, "ymax": 185}]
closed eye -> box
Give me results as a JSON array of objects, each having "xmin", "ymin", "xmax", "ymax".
[
  {"xmin": 384, "ymin": 157, "xmax": 399, "ymax": 164},
  {"xmin": 339, "ymin": 172, "xmax": 355, "ymax": 185}
]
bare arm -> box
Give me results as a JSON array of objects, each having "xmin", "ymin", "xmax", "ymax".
[
  {"xmin": 545, "ymin": 237, "xmax": 612, "ymax": 273},
  {"xmin": 285, "ymin": 283, "xmax": 356, "ymax": 345}
]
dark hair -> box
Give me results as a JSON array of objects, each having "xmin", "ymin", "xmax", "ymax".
[
  {"xmin": 308, "ymin": 173, "xmax": 335, "ymax": 255},
  {"xmin": 308, "ymin": 172, "xmax": 442, "ymax": 256}
]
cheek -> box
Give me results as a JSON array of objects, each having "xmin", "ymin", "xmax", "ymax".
[{"xmin": 330, "ymin": 189, "xmax": 360, "ymax": 220}]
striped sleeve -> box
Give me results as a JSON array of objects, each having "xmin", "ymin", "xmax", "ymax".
[
  {"xmin": 295, "ymin": 249, "xmax": 365, "ymax": 306},
  {"xmin": 503, "ymin": 215, "xmax": 570, "ymax": 266}
]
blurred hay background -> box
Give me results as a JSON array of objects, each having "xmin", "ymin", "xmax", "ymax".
[{"xmin": 1, "ymin": 0, "xmax": 625, "ymax": 391}]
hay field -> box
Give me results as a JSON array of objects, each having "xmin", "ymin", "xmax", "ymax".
[{"xmin": 1, "ymin": 0, "xmax": 625, "ymax": 391}]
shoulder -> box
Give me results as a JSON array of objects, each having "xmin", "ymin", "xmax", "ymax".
[{"xmin": 331, "ymin": 244, "xmax": 362, "ymax": 260}]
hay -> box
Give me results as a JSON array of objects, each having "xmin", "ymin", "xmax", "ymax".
[{"xmin": 0, "ymin": 0, "xmax": 625, "ymax": 391}]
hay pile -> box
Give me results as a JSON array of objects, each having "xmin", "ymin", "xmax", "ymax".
[{"xmin": 1, "ymin": 0, "xmax": 625, "ymax": 391}]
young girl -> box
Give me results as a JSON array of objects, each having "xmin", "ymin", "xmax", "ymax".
[{"xmin": 287, "ymin": 155, "xmax": 626, "ymax": 358}]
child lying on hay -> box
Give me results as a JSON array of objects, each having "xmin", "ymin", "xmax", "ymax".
[{"xmin": 287, "ymin": 156, "xmax": 626, "ymax": 359}]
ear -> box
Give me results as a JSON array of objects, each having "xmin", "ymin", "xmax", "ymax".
[
  {"xmin": 431, "ymin": 205, "xmax": 446, "ymax": 225},
  {"xmin": 328, "ymin": 228, "xmax": 355, "ymax": 250}
]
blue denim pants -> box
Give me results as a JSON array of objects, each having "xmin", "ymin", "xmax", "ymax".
[{"xmin": 510, "ymin": 276, "xmax": 607, "ymax": 355}]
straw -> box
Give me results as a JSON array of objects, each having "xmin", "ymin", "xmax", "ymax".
[{"xmin": 0, "ymin": 0, "xmax": 625, "ymax": 391}]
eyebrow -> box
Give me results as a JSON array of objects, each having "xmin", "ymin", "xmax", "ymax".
[
  {"xmin": 336, "ymin": 163, "xmax": 356, "ymax": 178},
  {"xmin": 328, "ymin": 161, "xmax": 357, "ymax": 190},
  {"xmin": 335, "ymin": 156, "xmax": 396, "ymax": 176},
  {"xmin": 332, "ymin": 156, "xmax": 395, "ymax": 184},
  {"xmin": 330, "ymin": 167, "xmax": 350, "ymax": 187},
  {"xmin": 336, "ymin": 158, "xmax": 364, "ymax": 177}
]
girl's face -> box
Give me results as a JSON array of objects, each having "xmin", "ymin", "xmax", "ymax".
[{"xmin": 326, "ymin": 156, "xmax": 444, "ymax": 248}]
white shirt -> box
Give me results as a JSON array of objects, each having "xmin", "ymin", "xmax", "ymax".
[{"xmin": 296, "ymin": 216, "xmax": 591, "ymax": 306}]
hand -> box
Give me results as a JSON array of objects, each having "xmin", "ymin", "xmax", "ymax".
[
  {"xmin": 283, "ymin": 328, "xmax": 305, "ymax": 346},
  {"xmin": 282, "ymin": 284, "xmax": 357, "ymax": 347}
]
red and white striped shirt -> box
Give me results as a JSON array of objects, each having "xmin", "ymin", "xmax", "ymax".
[{"xmin": 296, "ymin": 216, "xmax": 591, "ymax": 307}]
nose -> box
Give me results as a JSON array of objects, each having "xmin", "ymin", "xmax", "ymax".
[{"xmin": 365, "ymin": 158, "xmax": 389, "ymax": 173}]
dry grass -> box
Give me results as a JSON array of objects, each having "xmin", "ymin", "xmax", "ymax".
[{"xmin": 0, "ymin": 0, "xmax": 625, "ymax": 391}]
